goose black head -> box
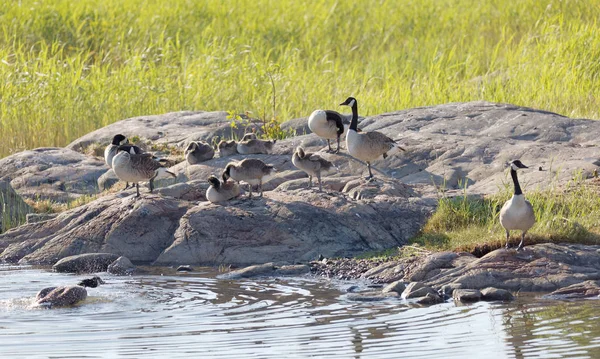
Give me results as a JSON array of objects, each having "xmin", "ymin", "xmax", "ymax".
[
  {"xmin": 116, "ymin": 145, "xmax": 134, "ymax": 154},
  {"xmin": 208, "ymin": 175, "xmax": 221, "ymax": 189},
  {"xmin": 222, "ymin": 164, "xmax": 233, "ymax": 181},
  {"xmin": 509, "ymin": 160, "xmax": 528, "ymax": 171},
  {"xmin": 112, "ymin": 134, "xmax": 128, "ymax": 146},
  {"xmin": 185, "ymin": 142, "xmax": 198, "ymax": 153},
  {"xmin": 339, "ymin": 97, "xmax": 357, "ymax": 108},
  {"xmin": 78, "ymin": 276, "xmax": 105, "ymax": 288},
  {"xmin": 295, "ymin": 146, "xmax": 306, "ymax": 159}
]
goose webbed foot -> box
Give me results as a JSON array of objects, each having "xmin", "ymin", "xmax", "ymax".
[{"xmin": 516, "ymin": 233, "xmax": 525, "ymax": 251}]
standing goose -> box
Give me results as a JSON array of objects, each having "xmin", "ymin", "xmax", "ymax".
[
  {"xmin": 36, "ymin": 276, "xmax": 104, "ymax": 308},
  {"xmin": 185, "ymin": 141, "xmax": 215, "ymax": 164},
  {"xmin": 292, "ymin": 146, "xmax": 335, "ymax": 191},
  {"xmin": 217, "ymin": 140, "xmax": 238, "ymax": 157},
  {"xmin": 307, "ymin": 108, "xmax": 346, "ymax": 153},
  {"xmin": 341, "ymin": 97, "xmax": 405, "ymax": 180},
  {"xmin": 112, "ymin": 145, "xmax": 176, "ymax": 197},
  {"xmin": 236, "ymin": 139, "xmax": 277, "ymax": 155},
  {"xmin": 499, "ymin": 160, "xmax": 535, "ymax": 250},
  {"xmin": 222, "ymin": 158, "xmax": 274, "ymax": 198},
  {"xmin": 105, "ymin": 134, "xmax": 146, "ymax": 189},
  {"xmin": 206, "ymin": 175, "xmax": 241, "ymax": 203}
]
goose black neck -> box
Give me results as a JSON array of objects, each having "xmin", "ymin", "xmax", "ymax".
[
  {"xmin": 511, "ymin": 169, "xmax": 523, "ymax": 195},
  {"xmin": 349, "ymin": 103, "xmax": 359, "ymax": 131}
]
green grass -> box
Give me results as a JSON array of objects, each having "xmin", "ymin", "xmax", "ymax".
[
  {"xmin": 411, "ymin": 176, "xmax": 600, "ymax": 254},
  {"xmin": 1, "ymin": 0, "xmax": 600, "ymax": 158}
]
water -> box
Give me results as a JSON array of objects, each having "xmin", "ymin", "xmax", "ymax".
[{"xmin": 1, "ymin": 265, "xmax": 599, "ymax": 359}]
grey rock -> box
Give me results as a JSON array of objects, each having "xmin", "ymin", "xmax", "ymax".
[
  {"xmin": 97, "ymin": 169, "xmax": 119, "ymax": 191},
  {"xmin": 347, "ymin": 291, "xmax": 399, "ymax": 302},
  {"xmin": 401, "ymin": 282, "xmax": 438, "ymax": 299},
  {"xmin": 480, "ymin": 287, "xmax": 514, "ymax": 301},
  {"xmin": 275, "ymin": 264, "xmax": 311, "ymax": 276},
  {"xmin": 53, "ymin": 253, "xmax": 120, "ymax": 273},
  {"xmin": 381, "ymin": 280, "xmax": 407, "ymax": 294},
  {"xmin": 0, "ymin": 180, "xmax": 32, "ymax": 233},
  {"xmin": 155, "ymin": 188, "xmax": 430, "ymax": 266},
  {"xmin": 154, "ymin": 180, "xmax": 206, "ymax": 201},
  {"xmin": 108, "ymin": 256, "xmax": 135, "ymax": 275},
  {"xmin": 0, "ymin": 147, "xmax": 107, "ymax": 203},
  {"xmin": 176, "ymin": 265, "xmax": 194, "ymax": 272},
  {"xmin": 26, "ymin": 213, "xmax": 57, "ymax": 224},
  {"xmin": 546, "ymin": 280, "xmax": 600, "ymax": 299},
  {"xmin": 452, "ymin": 289, "xmax": 482, "ymax": 303},
  {"xmin": 220, "ymin": 263, "xmax": 276, "ymax": 279},
  {"xmin": 0, "ymin": 193, "xmax": 190, "ymax": 264},
  {"xmin": 416, "ymin": 292, "xmax": 444, "ymax": 305}
]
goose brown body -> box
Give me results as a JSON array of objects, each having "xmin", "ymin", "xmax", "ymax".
[
  {"xmin": 222, "ymin": 158, "xmax": 274, "ymax": 198},
  {"xmin": 292, "ymin": 147, "xmax": 335, "ymax": 191}
]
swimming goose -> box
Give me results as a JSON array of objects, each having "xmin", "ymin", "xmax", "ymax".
[
  {"xmin": 341, "ymin": 97, "xmax": 405, "ymax": 180},
  {"xmin": 236, "ymin": 139, "xmax": 277, "ymax": 155},
  {"xmin": 105, "ymin": 134, "xmax": 147, "ymax": 189},
  {"xmin": 112, "ymin": 145, "xmax": 176, "ymax": 197},
  {"xmin": 308, "ymin": 109, "xmax": 347, "ymax": 153},
  {"xmin": 185, "ymin": 141, "xmax": 215, "ymax": 164},
  {"xmin": 222, "ymin": 158, "xmax": 274, "ymax": 198},
  {"xmin": 499, "ymin": 160, "xmax": 535, "ymax": 250},
  {"xmin": 206, "ymin": 175, "xmax": 241, "ymax": 203},
  {"xmin": 217, "ymin": 140, "xmax": 238, "ymax": 157},
  {"xmin": 36, "ymin": 276, "xmax": 104, "ymax": 308},
  {"xmin": 292, "ymin": 146, "xmax": 335, "ymax": 191}
]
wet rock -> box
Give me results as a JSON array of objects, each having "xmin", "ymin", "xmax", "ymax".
[
  {"xmin": 220, "ymin": 263, "xmax": 276, "ymax": 279},
  {"xmin": 0, "ymin": 148, "xmax": 107, "ymax": 203},
  {"xmin": 275, "ymin": 264, "xmax": 311, "ymax": 276},
  {"xmin": 108, "ymin": 256, "xmax": 135, "ymax": 275},
  {"xmin": 480, "ymin": 287, "xmax": 514, "ymax": 301},
  {"xmin": 0, "ymin": 194, "xmax": 190, "ymax": 264},
  {"xmin": 176, "ymin": 265, "xmax": 194, "ymax": 272},
  {"xmin": 53, "ymin": 253, "xmax": 120, "ymax": 273},
  {"xmin": 382, "ymin": 280, "xmax": 407, "ymax": 294},
  {"xmin": 401, "ymin": 282, "xmax": 438, "ymax": 299},
  {"xmin": 452, "ymin": 289, "xmax": 482, "ymax": 303},
  {"xmin": 546, "ymin": 280, "xmax": 600, "ymax": 299},
  {"xmin": 416, "ymin": 292, "xmax": 444, "ymax": 305},
  {"xmin": 154, "ymin": 180, "xmax": 207, "ymax": 201},
  {"xmin": 347, "ymin": 291, "xmax": 400, "ymax": 302}
]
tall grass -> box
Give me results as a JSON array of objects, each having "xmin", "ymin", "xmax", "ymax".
[{"xmin": 0, "ymin": 0, "xmax": 599, "ymax": 157}]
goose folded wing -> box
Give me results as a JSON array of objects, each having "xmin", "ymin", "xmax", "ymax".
[{"xmin": 130, "ymin": 153, "xmax": 163, "ymax": 176}]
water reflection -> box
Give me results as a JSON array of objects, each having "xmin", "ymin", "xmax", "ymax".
[{"xmin": 0, "ymin": 265, "xmax": 599, "ymax": 358}]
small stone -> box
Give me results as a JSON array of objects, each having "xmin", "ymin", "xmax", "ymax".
[
  {"xmin": 452, "ymin": 289, "xmax": 482, "ymax": 303},
  {"xmin": 401, "ymin": 282, "xmax": 438, "ymax": 299},
  {"xmin": 176, "ymin": 265, "xmax": 194, "ymax": 272},
  {"xmin": 108, "ymin": 256, "xmax": 135, "ymax": 276},
  {"xmin": 416, "ymin": 293, "xmax": 444, "ymax": 305},
  {"xmin": 481, "ymin": 287, "xmax": 514, "ymax": 301},
  {"xmin": 382, "ymin": 280, "xmax": 407, "ymax": 294}
]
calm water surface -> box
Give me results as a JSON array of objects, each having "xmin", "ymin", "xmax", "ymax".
[{"xmin": 1, "ymin": 264, "xmax": 599, "ymax": 358}]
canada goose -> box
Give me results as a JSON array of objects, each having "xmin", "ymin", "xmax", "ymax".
[
  {"xmin": 222, "ymin": 158, "xmax": 274, "ymax": 198},
  {"xmin": 499, "ymin": 160, "xmax": 535, "ymax": 250},
  {"xmin": 341, "ymin": 97, "xmax": 405, "ymax": 180},
  {"xmin": 308, "ymin": 109, "xmax": 347, "ymax": 153},
  {"xmin": 105, "ymin": 134, "xmax": 147, "ymax": 189},
  {"xmin": 292, "ymin": 147, "xmax": 335, "ymax": 191},
  {"xmin": 206, "ymin": 175, "xmax": 241, "ymax": 203},
  {"xmin": 217, "ymin": 140, "xmax": 238, "ymax": 157},
  {"xmin": 185, "ymin": 141, "xmax": 215, "ymax": 164},
  {"xmin": 237, "ymin": 139, "xmax": 277, "ymax": 155},
  {"xmin": 36, "ymin": 276, "xmax": 104, "ymax": 308},
  {"xmin": 112, "ymin": 145, "xmax": 176, "ymax": 197}
]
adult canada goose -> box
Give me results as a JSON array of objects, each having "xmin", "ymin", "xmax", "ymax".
[
  {"xmin": 185, "ymin": 141, "xmax": 215, "ymax": 164},
  {"xmin": 292, "ymin": 146, "xmax": 335, "ymax": 191},
  {"xmin": 36, "ymin": 276, "xmax": 104, "ymax": 308},
  {"xmin": 222, "ymin": 158, "xmax": 274, "ymax": 198},
  {"xmin": 206, "ymin": 175, "xmax": 241, "ymax": 203},
  {"xmin": 217, "ymin": 140, "xmax": 238, "ymax": 157},
  {"xmin": 112, "ymin": 145, "xmax": 176, "ymax": 197},
  {"xmin": 236, "ymin": 139, "xmax": 277, "ymax": 155},
  {"xmin": 340, "ymin": 97, "xmax": 405, "ymax": 180},
  {"xmin": 307, "ymin": 108, "xmax": 347, "ymax": 153},
  {"xmin": 105, "ymin": 134, "xmax": 151, "ymax": 189},
  {"xmin": 499, "ymin": 160, "xmax": 535, "ymax": 250}
]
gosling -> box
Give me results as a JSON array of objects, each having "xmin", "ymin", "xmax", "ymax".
[
  {"xmin": 112, "ymin": 145, "xmax": 176, "ymax": 197},
  {"xmin": 341, "ymin": 97, "xmax": 405, "ymax": 180},
  {"xmin": 236, "ymin": 139, "xmax": 277, "ymax": 155},
  {"xmin": 222, "ymin": 158, "xmax": 275, "ymax": 198},
  {"xmin": 499, "ymin": 160, "xmax": 535, "ymax": 250},
  {"xmin": 217, "ymin": 140, "xmax": 238, "ymax": 157},
  {"xmin": 292, "ymin": 147, "xmax": 335, "ymax": 191},
  {"xmin": 36, "ymin": 276, "xmax": 104, "ymax": 308},
  {"xmin": 206, "ymin": 175, "xmax": 241, "ymax": 203},
  {"xmin": 185, "ymin": 141, "xmax": 215, "ymax": 164}
]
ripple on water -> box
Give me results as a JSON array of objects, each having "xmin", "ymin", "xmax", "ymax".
[{"xmin": 1, "ymin": 265, "xmax": 600, "ymax": 358}]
